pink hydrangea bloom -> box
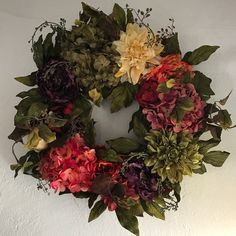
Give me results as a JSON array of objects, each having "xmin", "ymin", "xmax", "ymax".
[
  {"xmin": 39, "ymin": 134, "xmax": 97, "ymax": 193},
  {"xmin": 136, "ymin": 55, "xmax": 205, "ymax": 133}
]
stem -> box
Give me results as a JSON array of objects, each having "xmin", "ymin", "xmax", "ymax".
[{"xmin": 12, "ymin": 142, "xmax": 19, "ymax": 162}]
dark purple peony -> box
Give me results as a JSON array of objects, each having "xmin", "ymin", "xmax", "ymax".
[
  {"xmin": 123, "ymin": 159, "xmax": 160, "ymax": 201},
  {"xmin": 36, "ymin": 60, "xmax": 78, "ymax": 103}
]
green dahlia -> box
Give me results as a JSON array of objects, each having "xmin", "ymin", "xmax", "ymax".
[{"xmin": 144, "ymin": 130, "xmax": 203, "ymax": 184}]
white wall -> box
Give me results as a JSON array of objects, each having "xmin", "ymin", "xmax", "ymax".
[{"xmin": 0, "ymin": 0, "xmax": 236, "ymax": 235}]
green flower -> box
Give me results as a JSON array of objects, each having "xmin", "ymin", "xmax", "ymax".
[{"xmin": 144, "ymin": 130, "xmax": 203, "ymax": 184}]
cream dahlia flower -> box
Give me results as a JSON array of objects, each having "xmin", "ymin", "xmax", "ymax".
[{"xmin": 113, "ymin": 23, "xmax": 163, "ymax": 84}]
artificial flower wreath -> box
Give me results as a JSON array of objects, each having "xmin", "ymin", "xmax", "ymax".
[{"xmin": 9, "ymin": 3, "xmax": 234, "ymax": 235}]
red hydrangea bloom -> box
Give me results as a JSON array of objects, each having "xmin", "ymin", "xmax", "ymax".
[
  {"xmin": 136, "ymin": 55, "xmax": 205, "ymax": 133},
  {"xmin": 150, "ymin": 54, "xmax": 193, "ymax": 83},
  {"xmin": 39, "ymin": 134, "xmax": 97, "ymax": 193}
]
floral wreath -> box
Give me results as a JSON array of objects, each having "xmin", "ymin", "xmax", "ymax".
[{"xmin": 9, "ymin": 3, "xmax": 234, "ymax": 235}]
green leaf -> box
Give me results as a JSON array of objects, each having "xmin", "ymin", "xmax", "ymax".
[
  {"xmin": 38, "ymin": 124, "xmax": 56, "ymax": 143},
  {"xmin": 162, "ymin": 33, "xmax": 181, "ymax": 55},
  {"xmin": 214, "ymin": 109, "xmax": 232, "ymax": 129},
  {"xmin": 207, "ymin": 124, "xmax": 222, "ymax": 141},
  {"xmin": 126, "ymin": 8, "xmax": 134, "ymax": 23},
  {"xmin": 128, "ymin": 203, "xmax": 144, "ymax": 217},
  {"xmin": 88, "ymin": 200, "xmax": 107, "ymax": 222},
  {"xmin": 198, "ymin": 138, "xmax": 220, "ymax": 154},
  {"xmin": 192, "ymin": 71, "xmax": 215, "ymax": 101},
  {"xmin": 33, "ymin": 35, "xmax": 44, "ymax": 68},
  {"xmin": 193, "ymin": 163, "xmax": 207, "ymax": 174},
  {"xmin": 182, "ymin": 51, "xmax": 192, "ymax": 63},
  {"xmin": 73, "ymin": 192, "xmax": 91, "ymax": 198},
  {"xmin": 219, "ymin": 91, "xmax": 232, "ymax": 106},
  {"xmin": 15, "ymin": 73, "xmax": 36, "ymax": 87},
  {"xmin": 157, "ymin": 82, "xmax": 170, "ymax": 93},
  {"xmin": 129, "ymin": 110, "xmax": 150, "ymax": 139},
  {"xmin": 170, "ymin": 107, "xmax": 185, "ymax": 122},
  {"xmin": 88, "ymin": 193, "xmax": 98, "ymax": 209},
  {"xmin": 16, "ymin": 88, "xmax": 40, "ymax": 98},
  {"xmin": 72, "ymin": 96, "xmax": 92, "ymax": 120},
  {"xmin": 47, "ymin": 115, "xmax": 67, "ymax": 128},
  {"xmin": 27, "ymin": 102, "xmax": 48, "ymax": 117},
  {"xmin": 178, "ymin": 98, "xmax": 194, "ymax": 112},
  {"xmin": 116, "ymin": 208, "xmax": 140, "ymax": 236},
  {"xmin": 141, "ymin": 200, "xmax": 165, "ymax": 220},
  {"xmin": 112, "ymin": 3, "xmax": 126, "ymax": 30},
  {"xmin": 83, "ymin": 119, "xmax": 96, "ymax": 147},
  {"xmin": 203, "ymin": 151, "xmax": 229, "ymax": 167},
  {"xmin": 98, "ymin": 149, "xmax": 123, "ymax": 162},
  {"xmin": 108, "ymin": 82, "xmax": 138, "ymax": 113},
  {"xmin": 185, "ymin": 45, "xmax": 219, "ymax": 65},
  {"xmin": 8, "ymin": 127, "xmax": 29, "ymax": 142},
  {"xmin": 10, "ymin": 164, "xmax": 22, "ymax": 178},
  {"xmin": 107, "ymin": 137, "xmax": 140, "ymax": 154}
]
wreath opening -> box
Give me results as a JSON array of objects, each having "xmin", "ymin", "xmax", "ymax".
[{"xmin": 9, "ymin": 3, "xmax": 234, "ymax": 235}]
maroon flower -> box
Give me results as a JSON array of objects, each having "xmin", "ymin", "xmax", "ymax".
[{"xmin": 36, "ymin": 60, "xmax": 79, "ymax": 103}]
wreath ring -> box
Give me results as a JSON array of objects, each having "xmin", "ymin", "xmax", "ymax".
[{"xmin": 9, "ymin": 3, "xmax": 233, "ymax": 235}]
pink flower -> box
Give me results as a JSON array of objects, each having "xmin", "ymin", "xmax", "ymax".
[
  {"xmin": 102, "ymin": 196, "xmax": 117, "ymax": 211},
  {"xmin": 39, "ymin": 134, "xmax": 97, "ymax": 193},
  {"xmin": 136, "ymin": 58, "xmax": 205, "ymax": 133}
]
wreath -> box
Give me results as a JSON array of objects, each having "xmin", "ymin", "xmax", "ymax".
[{"xmin": 9, "ymin": 3, "xmax": 234, "ymax": 235}]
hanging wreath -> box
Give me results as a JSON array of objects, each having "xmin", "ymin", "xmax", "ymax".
[{"xmin": 9, "ymin": 3, "xmax": 234, "ymax": 235}]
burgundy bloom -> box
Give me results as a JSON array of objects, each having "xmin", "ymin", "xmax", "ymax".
[{"xmin": 36, "ymin": 60, "xmax": 79, "ymax": 103}]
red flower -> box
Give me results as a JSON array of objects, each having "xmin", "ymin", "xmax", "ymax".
[
  {"xmin": 136, "ymin": 55, "xmax": 205, "ymax": 133},
  {"xmin": 39, "ymin": 134, "xmax": 97, "ymax": 193}
]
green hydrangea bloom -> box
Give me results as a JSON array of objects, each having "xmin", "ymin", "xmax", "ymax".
[
  {"xmin": 144, "ymin": 130, "xmax": 203, "ymax": 184},
  {"xmin": 63, "ymin": 20, "xmax": 120, "ymax": 94}
]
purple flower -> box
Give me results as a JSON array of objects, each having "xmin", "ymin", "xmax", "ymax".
[
  {"xmin": 36, "ymin": 60, "xmax": 78, "ymax": 103},
  {"xmin": 123, "ymin": 160, "xmax": 160, "ymax": 201}
]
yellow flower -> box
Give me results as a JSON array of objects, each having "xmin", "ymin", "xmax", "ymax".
[
  {"xmin": 88, "ymin": 88, "xmax": 102, "ymax": 103},
  {"xmin": 25, "ymin": 128, "xmax": 48, "ymax": 151},
  {"xmin": 113, "ymin": 23, "xmax": 163, "ymax": 84}
]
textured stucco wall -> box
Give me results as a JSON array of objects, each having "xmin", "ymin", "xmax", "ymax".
[{"xmin": 0, "ymin": 0, "xmax": 236, "ymax": 235}]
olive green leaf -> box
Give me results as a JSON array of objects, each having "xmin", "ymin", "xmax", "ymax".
[
  {"xmin": 88, "ymin": 193, "xmax": 98, "ymax": 209},
  {"xmin": 171, "ymin": 98, "xmax": 194, "ymax": 122},
  {"xmin": 157, "ymin": 82, "xmax": 170, "ymax": 93},
  {"xmin": 38, "ymin": 124, "xmax": 56, "ymax": 143},
  {"xmin": 112, "ymin": 3, "xmax": 126, "ymax": 30},
  {"xmin": 192, "ymin": 71, "xmax": 215, "ymax": 101},
  {"xmin": 141, "ymin": 200, "xmax": 165, "ymax": 220},
  {"xmin": 47, "ymin": 114, "xmax": 67, "ymax": 128},
  {"xmin": 198, "ymin": 139, "xmax": 221, "ymax": 154},
  {"xmin": 8, "ymin": 127, "xmax": 29, "ymax": 142},
  {"xmin": 213, "ymin": 109, "xmax": 232, "ymax": 129},
  {"xmin": 219, "ymin": 91, "xmax": 232, "ymax": 106},
  {"xmin": 116, "ymin": 208, "xmax": 140, "ymax": 236},
  {"xmin": 88, "ymin": 200, "xmax": 107, "ymax": 222},
  {"xmin": 183, "ymin": 45, "xmax": 219, "ymax": 65},
  {"xmin": 33, "ymin": 35, "xmax": 44, "ymax": 68},
  {"xmin": 27, "ymin": 102, "xmax": 48, "ymax": 118},
  {"xmin": 162, "ymin": 33, "xmax": 181, "ymax": 55},
  {"xmin": 203, "ymin": 151, "xmax": 230, "ymax": 167},
  {"xmin": 206, "ymin": 124, "xmax": 222, "ymax": 141},
  {"xmin": 129, "ymin": 110, "xmax": 150, "ymax": 140},
  {"xmin": 16, "ymin": 88, "xmax": 40, "ymax": 99},
  {"xmin": 15, "ymin": 72, "xmax": 37, "ymax": 87},
  {"xmin": 107, "ymin": 137, "xmax": 140, "ymax": 154},
  {"xmin": 126, "ymin": 8, "xmax": 134, "ymax": 23},
  {"xmin": 97, "ymin": 148, "xmax": 123, "ymax": 163},
  {"xmin": 193, "ymin": 163, "xmax": 207, "ymax": 174},
  {"xmin": 108, "ymin": 82, "xmax": 138, "ymax": 113}
]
